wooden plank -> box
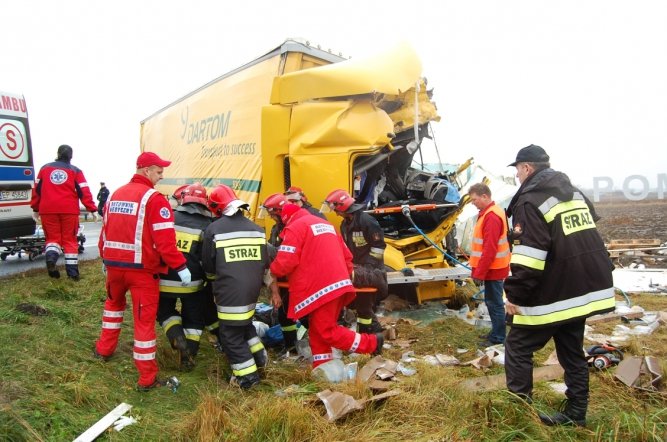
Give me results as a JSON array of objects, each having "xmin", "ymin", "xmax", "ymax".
[
  {"xmin": 586, "ymin": 311, "xmax": 644, "ymax": 325},
  {"xmin": 73, "ymin": 403, "xmax": 132, "ymax": 442}
]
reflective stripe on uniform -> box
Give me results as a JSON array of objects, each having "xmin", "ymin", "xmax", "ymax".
[
  {"xmin": 512, "ymin": 287, "xmax": 616, "ymax": 326},
  {"xmin": 294, "ymin": 279, "xmax": 353, "ymax": 314},
  {"xmin": 349, "ymin": 333, "xmax": 362, "ymax": 353},
  {"xmin": 370, "ymin": 247, "xmax": 385, "ymax": 260},
  {"xmin": 215, "ymin": 237, "xmax": 266, "ymax": 248},
  {"xmin": 184, "ymin": 328, "xmax": 203, "ymax": 341},
  {"xmin": 313, "ymin": 353, "xmax": 333, "ymax": 362},
  {"xmin": 357, "ymin": 317, "xmax": 372, "ymax": 325},
  {"xmin": 510, "ymin": 245, "xmax": 548, "ymax": 270},
  {"xmin": 159, "ymin": 279, "xmax": 205, "ymax": 293},
  {"xmin": 153, "ymin": 222, "xmax": 174, "ymax": 231},
  {"xmin": 103, "ymin": 310, "xmax": 124, "ymax": 318},
  {"xmin": 281, "ymin": 324, "xmax": 297, "ymax": 332},
  {"xmin": 102, "ymin": 321, "xmax": 122, "ymax": 329},
  {"xmin": 134, "ymin": 339, "xmax": 157, "ymax": 348},
  {"xmin": 539, "ymin": 193, "xmax": 587, "ymax": 223},
  {"xmin": 217, "ymin": 304, "xmax": 255, "ymax": 321},
  {"xmin": 231, "ymin": 358, "xmax": 258, "ymax": 376},
  {"xmin": 247, "ymin": 336, "xmax": 265, "ymax": 354},
  {"xmin": 161, "ymin": 315, "xmax": 182, "ymax": 332},
  {"xmin": 133, "ymin": 351, "xmax": 156, "ymax": 360},
  {"xmin": 132, "ymin": 189, "xmax": 157, "ymax": 264}
]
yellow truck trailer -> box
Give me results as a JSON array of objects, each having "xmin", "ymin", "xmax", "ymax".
[{"xmin": 140, "ymin": 39, "xmax": 470, "ymax": 303}]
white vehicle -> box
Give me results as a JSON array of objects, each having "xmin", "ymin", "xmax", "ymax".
[{"xmin": 0, "ymin": 91, "xmax": 36, "ymax": 240}]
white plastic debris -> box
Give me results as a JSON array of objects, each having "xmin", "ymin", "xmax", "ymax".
[{"xmin": 113, "ymin": 416, "xmax": 137, "ymax": 432}]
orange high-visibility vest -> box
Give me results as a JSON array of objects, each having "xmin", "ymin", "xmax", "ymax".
[{"xmin": 469, "ymin": 204, "xmax": 510, "ymax": 269}]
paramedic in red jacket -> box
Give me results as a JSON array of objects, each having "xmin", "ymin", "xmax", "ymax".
[
  {"xmin": 30, "ymin": 144, "xmax": 98, "ymax": 280},
  {"xmin": 94, "ymin": 151, "xmax": 191, "ymax": 392},
  {"xmin": 269, "ymin": 203, "xmax": 382, "ymax": 368}
]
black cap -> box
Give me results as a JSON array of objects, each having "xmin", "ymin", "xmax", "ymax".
[{"xmin": 508, "ymin": 144, "xmax": 550, "ymax": 167}]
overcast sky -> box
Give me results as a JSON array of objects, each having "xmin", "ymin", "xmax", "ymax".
[{"xmin": 4, "ymin": 0, "xmax": 666, "ymax": 195}]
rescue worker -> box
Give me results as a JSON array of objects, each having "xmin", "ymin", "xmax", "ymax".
[
  {"xmin": 284, "ymin": 186, "xmax": 326, "ymax": 219},
  {"xmin": 94, "ymin": 151, "xmax": 191, "ymax": 392},
  {"xmin": 468, "ymin": 182, "xmax": 510, "ymax": 347},
  {"xmin": 504, "ymin": 144, "xmax": 615, "ymax": 426},
  {"xmin": 157, "ymin": 183, "xmax": 214, "ymax": 371},
  {"xmin": 30, "ymin": 144, "xmax": 98, "ymax": 280},
  {"xmin": 269, "ymin": 203, "xmax": 382, "ymax": 369},
  {"xmin": 323, "ymin": 189, "xmax": 387, "ymax": 334},
  {"xmin": 201, "ymin": 185, "xmax": 269, "ymax": 390},
  {"xmin": 97, "ymin": 182, "xmax": 110, "ymax": 216}
]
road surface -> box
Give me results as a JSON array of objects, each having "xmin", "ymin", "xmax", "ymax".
[{"xmin": 0, "ymin": 221, "xmax": 102, "ymax": 278}]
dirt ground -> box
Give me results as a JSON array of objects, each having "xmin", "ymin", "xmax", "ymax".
[{"xmin": 595, "ymin": 198, "xmax": 667, "ymax": 243}]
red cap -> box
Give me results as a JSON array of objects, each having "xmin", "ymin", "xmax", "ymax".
[{"xmin": 136, "ymin": 151, "xmax": 171, "ymax": 168}]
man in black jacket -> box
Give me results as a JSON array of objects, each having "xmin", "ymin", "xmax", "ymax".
[{"xmin": 504, "ymin": 145, "xmax": 615, "ymax": 427}]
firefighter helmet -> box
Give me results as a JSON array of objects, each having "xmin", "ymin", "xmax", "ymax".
[
  {"xmin": 208, "ymin": 185, "xmax": 247, "ymax": 217},
  {"xmin": 284, "ymin": 186, "xmax": 306, "ymax": 202},
  {"xmin": 172, "ymin": 185, "xmax": 189, "ymax": 201},
  {"xmin": 258, "ymin": 193, "xmax": 288, "ymax": 219},
  {"xmin": 323, "ymin": 189, "xmax": 356, "ymax": 213},
  {"xmin": 182, "ymin": 183, "xmax": 208, "ymax": 206}
]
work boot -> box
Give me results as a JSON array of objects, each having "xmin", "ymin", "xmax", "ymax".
[
  {"xmin": 136, "ymin": 378, "xmax": 168, "ymax": 392},
  {"xmin": 46, "ymin": 260, "xmax": 60, "ymax": 279},
  {"xmin": 92, "ymin": 348, "xmax": 110, "ymax": 362},
  {"xmin": 539, "ymin": 399, "xmax": 587, "ymax": 427},
  {"xmin": 230, "ymin": 372, "xmax": 261, "ymax": 390},
  {"xmin": 372, "ymin": 332, "xmax": 384, "ymax": 355}
]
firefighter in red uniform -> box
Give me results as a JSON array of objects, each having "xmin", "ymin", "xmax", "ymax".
[
  {"xmin": 93, "ymin": 151, "xmax": 191, "ymax": 392},
  {"xmin": 202, "ymin": 185, "xmax": 269, "ymax": 390},
  {"xmin": 269, "ymin": 203, "xmax": 382, "ymax": 369},
  {"xmin": 30, "ymin": 144, "xmax": 98, "ymax": 280}
]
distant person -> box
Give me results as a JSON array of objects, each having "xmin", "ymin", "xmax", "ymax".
[
  {"xmin": 94, "ymin": 151, "xmax": 191, "ymax": 392},
  {"xmin": 504, "ymin": 144, "xmax": 615, "ymax": 427},
  {"xmin": 30, "ymin": 144, "xmax": 98, "ymax": 280},
  {"xmin": 467, "ymin": 182, "xmax": 510, "ymax": 347},
  {"xmin": 269, "ymin": 203, "xmax": 382, "ymax": 370},
  {"xmin": 158, "ymin": 183, "xmax": 214, "ymax": 371},
  {"xmin": 201, "ymin": 185, "xmax": 269, "ymax": 390},
  {"xmin": 97, "ymin": 182, "xmax": 110, "ymax": 216},
  {"xmin": 323, "ymin": 189, "xmax": 387, "ymax": 334}
]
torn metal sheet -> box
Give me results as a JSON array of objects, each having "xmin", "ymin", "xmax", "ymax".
[
  {"xmin": 316, "ymin": 389, "xmax": 401, "ymax": 422},
  {"xmin": 614, "ymin": 356, "xmax": 663, "ymax": 391}
]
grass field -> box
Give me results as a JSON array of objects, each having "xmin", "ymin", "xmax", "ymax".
[{"xmin": 1, "ymin": 259, "xmax": 666, "ymax": 441}]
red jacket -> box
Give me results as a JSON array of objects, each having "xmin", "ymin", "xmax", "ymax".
[
  {"xmin": 99, "ymin": 174, "xmax": 186, "ymax": 274},
  {"xmin": 270, "ymin": 208, "xmax": 354, "ymax": 319},
  {"xmin": 30, "ymin": 161, "xmax": 97, "ymax": 215}
]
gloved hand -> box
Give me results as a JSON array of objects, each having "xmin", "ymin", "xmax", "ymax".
[
  {"xmin": 92, "ymin": 212, "xmax": 101, "ymax": 222},
  {"xmin": 178, "ymin": 268, "xmax": 192, "ymax": 286},
  {"xmin": 32, "ymin": 212, "xmax": 40, "ymax": 223},
  {"xmin": 472, "ymin": 278, "xmax": 484, "ymax": 287}
]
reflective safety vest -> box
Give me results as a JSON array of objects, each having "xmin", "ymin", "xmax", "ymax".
[{"xmin": 468, "ymin": 204, "xmax": 510, "ymax": 269}]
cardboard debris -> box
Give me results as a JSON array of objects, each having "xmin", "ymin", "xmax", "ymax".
[
  {"xmin": 358, "ymin": 356, "xmax": 388, "ymax": 382},
  {"xmin": 463, "ymin": 347, "xmax": 504, "ymax": 370},
  {"xmin": 393, "ymin": 338, "xmax": 418, "ymax": 348},
  {"xmin": 458, "ymin": 365, "xmax": 564, "ymax": 392},
  {"xmin": 316, "ymin": 389, "xmax": 401, "ymax": 422},
  {"xmin": 658, "ymin": 311, "xmax": 667, "ymax": 325},
  {"xmin": 368, "ymin": 379, "xmax": 394, "ymax": 392},
  {"xmin": 542, "ymin": 351, "xmax": 560, "ymax": 366},
  {"xmin": 614, "ymin": 356, "xmax": 663, "ymax": 391},
  {"xmin": 435, "ymin": 353, "xmax": 461, "ymax": 366},
  {"xmin": 397, "ymin": 318, "xmax": 421, "ymax": 326}
]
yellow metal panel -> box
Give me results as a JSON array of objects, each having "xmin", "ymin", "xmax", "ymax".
[{"xmin": 271, "ymin": 42, "xmax": 422, "ymax": 104}]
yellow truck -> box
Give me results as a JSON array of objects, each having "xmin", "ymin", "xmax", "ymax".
[{"xmin": 140, "ymin": 39, "xmax": 471, "ymax": 303}]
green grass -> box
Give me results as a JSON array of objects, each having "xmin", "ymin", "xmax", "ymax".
[{"xmin": 1, "ymin": 260, "xmax": 666, "ymax": 441}]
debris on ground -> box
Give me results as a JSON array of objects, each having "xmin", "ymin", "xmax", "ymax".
[
  {"xmin": 316, "ymin": 389, "xmax": 401, "ymax": 422},
  {"xmin": 614, "ymin": 356, "xmax": 663, "ymax": 391},
  {"xmin": 74, "ymin": 403, "xmax": 133, "ymax": 442},
  {"xmin": 458, "ymin": 365, "xmax": 565, "ymax": 392}
]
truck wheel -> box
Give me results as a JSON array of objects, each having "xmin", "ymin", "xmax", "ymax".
[
  {"xmin": 0, "ymin": 253, "xmax": 7, "ymax": 261},
  {"xmin": 28, "ymin": 252, "xmax": 37, "ymax": 261}
]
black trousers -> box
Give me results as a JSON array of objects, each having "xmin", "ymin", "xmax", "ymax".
[{"xmin": 505, "ymin": 318, "xmax": 589, "ymax": 401}]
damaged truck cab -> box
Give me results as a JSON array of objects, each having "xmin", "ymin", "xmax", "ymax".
[{"xmin": 140, "ymin": 39, "xmax": 470, "ymax": 303}]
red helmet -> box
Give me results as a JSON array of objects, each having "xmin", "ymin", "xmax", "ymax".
[
  {"xmin": 284, "ymin": 186, "xmax": 306, "ymax": 202},
  {"xmin": 182, "ymin": 183, "xmax": 207, "ymax": 206},
  {"xmin": 207, "ymin": 184, "xmax": 239, "ymax": 217},
  {"xmin": 258, "ymin": 193, "xmax": 288, "ymax": 219},
  {"xmin": 172, "ymin": 185, "xmax": 189, "ymax": 201},
  {"xmin": 324, "ymin": 189, "xmax": 355, "ymax": 212}
]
